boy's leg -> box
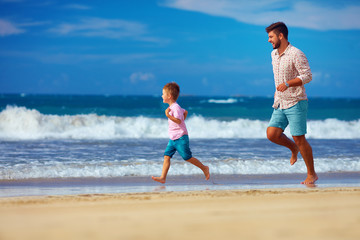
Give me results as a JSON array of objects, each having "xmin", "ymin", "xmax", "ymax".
[
  {"xmin": 152, "ymin": 155, "xmax": 171, "ymax": 184},
  {"xmin": 176, "ymin": 135, "xmax": 210, "ymax": 181},
  {"xmin": 152, "ymin": 140, "xmax": 176, "ymax": 184},
  {"xmin": 186, "ymin": 157, "xmax": 210, "ymax": 181}
]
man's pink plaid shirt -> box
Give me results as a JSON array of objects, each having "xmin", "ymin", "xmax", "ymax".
[{"xmin": 271, "ymin": 44, "xmax": 312, "ymax": 109}]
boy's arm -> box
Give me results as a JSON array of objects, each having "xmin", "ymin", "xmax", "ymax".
[
  {"xmin": 165, "ymin": 108, "xmax": 181, "ymax": 124},
  {"xmin": 184, "ymin": 110, "xmax": 188, "ymax": 120}
]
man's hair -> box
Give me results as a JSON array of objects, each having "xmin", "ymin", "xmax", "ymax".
[
  {"xmin": 163, "ymin": 82, "xmax": 180, "ymax": 101},
  {"xmin": 266, "ymin": 22, "xmax": 288, "ymax": 40}
]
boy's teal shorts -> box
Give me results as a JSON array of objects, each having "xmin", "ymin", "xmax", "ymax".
[
  {"xmin": 268, "ymin": 100, "xmax": 308, "ymax": 136},
  {"xmin": 164, "ymin": 135, "xmax": 192, "ymax": 161}
]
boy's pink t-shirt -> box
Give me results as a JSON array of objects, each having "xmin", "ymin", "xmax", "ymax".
[{"xmin": 167, "ymin": 102, "xmax": 188, "ymax": 140}]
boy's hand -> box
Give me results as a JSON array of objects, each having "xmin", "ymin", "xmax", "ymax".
[
  {"xmin": 165, "ymin": 107, "xmax": 181, "ymax": 124},
  {"xmin": 165, "ymin": 108, "xmax": 171, "ymax": 118}
]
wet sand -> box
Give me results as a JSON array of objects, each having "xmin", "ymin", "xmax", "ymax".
[
  {"xmin": 0, "ymin": 187, "xmax": 359, "ymax": 240},
  {"xmin": 1, "ymin": 172, "xmax": 359, "ymax": 197}
]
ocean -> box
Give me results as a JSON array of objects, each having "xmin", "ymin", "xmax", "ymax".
[{"xmin": 0, "ymin": 94, "xmax": 359, "ymax": 197}]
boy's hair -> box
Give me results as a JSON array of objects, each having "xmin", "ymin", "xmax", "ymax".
[
  {"xmin": 266, "ymin": 22, "xmax": 288, "ymax": 40},
  {"xmin": 163, "ymin": 82, "xmax": 180, "ymax": 101}
]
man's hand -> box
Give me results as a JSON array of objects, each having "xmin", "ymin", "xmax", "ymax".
[{"xmin": 277, "ymin": 83, "xmax": 288, "ymax": 92}]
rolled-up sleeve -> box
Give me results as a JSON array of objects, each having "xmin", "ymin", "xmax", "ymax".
[
  {"xmin": 295, "ymin": 51, "xmax": 312, "ymax": 84},
  {"xmin": 272, "ymin": 44, "xmax": 312, "ymax": 109}
]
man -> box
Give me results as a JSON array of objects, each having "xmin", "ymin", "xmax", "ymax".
[{"xmin": 265, "ymin": 22, "xmax": 318, "ymax": 185}]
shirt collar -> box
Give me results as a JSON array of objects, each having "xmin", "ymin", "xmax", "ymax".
[
  {"xmin": 275, "ymin": 43, "xmax": 292, "ymax": 56},
  {"xmin": 169, "ymin": 102, "xmax": 177, "ymax": 108}
]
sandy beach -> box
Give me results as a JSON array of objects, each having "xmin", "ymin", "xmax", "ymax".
[{"xmin": 0, "ymin": 187, "xmax": 359, "ymax": 240}]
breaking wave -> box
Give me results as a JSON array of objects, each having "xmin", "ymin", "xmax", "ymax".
[{"xmin": 1, "ymin": 106, "xmax": 359, "ymax": 140}]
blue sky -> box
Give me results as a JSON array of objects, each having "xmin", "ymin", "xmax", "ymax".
[{"xmin": 1, "ymin": 0, "xmax": 360, "ymax": 97}]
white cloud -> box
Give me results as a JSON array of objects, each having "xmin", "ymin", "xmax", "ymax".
[
  {"xmin": 0, "ymin": 19, "xmax": 24, "ymax": 36},
  {"xmin": 1, "ymin": 0, "xmax": 24, "ymax": 2},
  {"xmin": 18, "ymin": 21, "xmax": 51, "ymax": 27},
  {"xmin": 311, "ymin": 72, "xmax": 331, "ymax": 86},
  {"xmin": 48, "ymin": 17, "xmax": 168, "ymax": 43},
  {"xmin": 0, "ymin": 18, "xmax": 50, "ymax": 37},
  {"xmin": 0, "ymin": 50, "xmax": 156, "ymax": 65},
  {"xmin": 202, "ymin": 77, "xmax": 208, "ymax": 86},
  {"xmin": 49, "ymin": 17, "xmax": 164, "ymax": 42},
  {"xmin": 63, "ymin": 4, "xmax": 92, "ymax": 10},
  {"xmin": 161, "ymin": 0, "xmax": 360, "ymax": 30},
  {"xmin": 50, "ymin": 17, "xmax": 145, "ymax": 37},
  {"xmin": 130, "ymin": 72, "xmax": 155, "ymax": 83}
]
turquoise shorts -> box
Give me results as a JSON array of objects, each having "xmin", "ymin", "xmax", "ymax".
[
  {"xmin": 268, "ymin": 100, "xmax": 308, "ymax": 136},
  {"xmin": 164, "ymin": 135, "xmax": 192, "ymax": 161}
]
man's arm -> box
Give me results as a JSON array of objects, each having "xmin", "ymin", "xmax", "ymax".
[
  {"xmin": 184, "ymin": 110, "xmax": 188, "ymax": 120},
  {"xmin": 277, "ymin": 50, "xmax": 311, "ymax": 92},
  {"xmin": 295, "ymin": 50, "xmax": 312, "ymax": 85},
  {"xmin": 277, "ymin": 78, "xmax": 303, "ymax": 92}
]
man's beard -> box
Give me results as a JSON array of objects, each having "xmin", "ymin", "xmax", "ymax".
[{"xmin": 273, "ymin": 40, "xmax": 281, "ymax": 49}]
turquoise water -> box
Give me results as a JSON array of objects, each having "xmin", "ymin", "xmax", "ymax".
[
  {"xmin": 1, "ymin": 94, "xmax": 360, "ymax": 120},
  {"xmin": 0, "ymin": 94, "xmax": 359, "ymax": 197}
]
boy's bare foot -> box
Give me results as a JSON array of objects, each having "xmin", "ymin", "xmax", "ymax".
[
  {"xmin": 204, "ymin": 166, "xmax": 210, "ymax": 180},
  {"xmin": 301, "ymin": 173, "xmax": 318, "ymax": 185},
  {"xmin": 290, "ymin": 148, "xmax": 299, "ymax": 165},
  {"xmin": 151, "ymin": 176, "xmax": 166, "ymax": 184}
]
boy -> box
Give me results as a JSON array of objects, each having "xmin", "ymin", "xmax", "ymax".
[{"xmin": 152, "ymin": 82, "xmax": 210, "ymax": 184}]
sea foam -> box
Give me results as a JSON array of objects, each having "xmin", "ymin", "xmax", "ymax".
[
  {"xmin": 1, "ymin": 156, "xmax": 359, "ymax": 180},
  {"xmin": 0, "ymin": 106, "xmax": 359, "ymax": 140},
  {"xmin": 208, "ymin": 98, "xmax": 238, "ymax": 104}
]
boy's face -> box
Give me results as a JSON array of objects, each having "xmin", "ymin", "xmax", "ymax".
[{"xmin": 162, "ymin": 89, "xmax": 172, "ymax": 104}]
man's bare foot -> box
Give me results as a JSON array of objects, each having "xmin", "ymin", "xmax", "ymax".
[
  {"xmin": 203, "ymin": 166, "xmax": 210, "ymax": 180},
  {"xmin": 151, "ymin": 176, "xmax": 166, "ymax": 184},
  {"xmin": 301, "ymin": 173, "xmax": 318, "ymax": 185},
  {"xmin": 290, "ymin": 148, "xmax": 299, "ymax": 165}
]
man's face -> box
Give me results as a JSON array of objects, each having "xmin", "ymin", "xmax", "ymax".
[{"xmin": 268, "ymin": 31, "xmax": 281, "ymax": 49}]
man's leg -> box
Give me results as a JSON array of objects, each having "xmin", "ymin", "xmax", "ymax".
[
  {"xmin": 292, "ymin": 135, "xmax": 318, "ymax": 184},
  {"xmin": 152, "ymin": 155, "xmax": 171, "ymax": 184},
  {"xmin": 267, "ymin": 127, "xmax": 299, "ymax": 165}
]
